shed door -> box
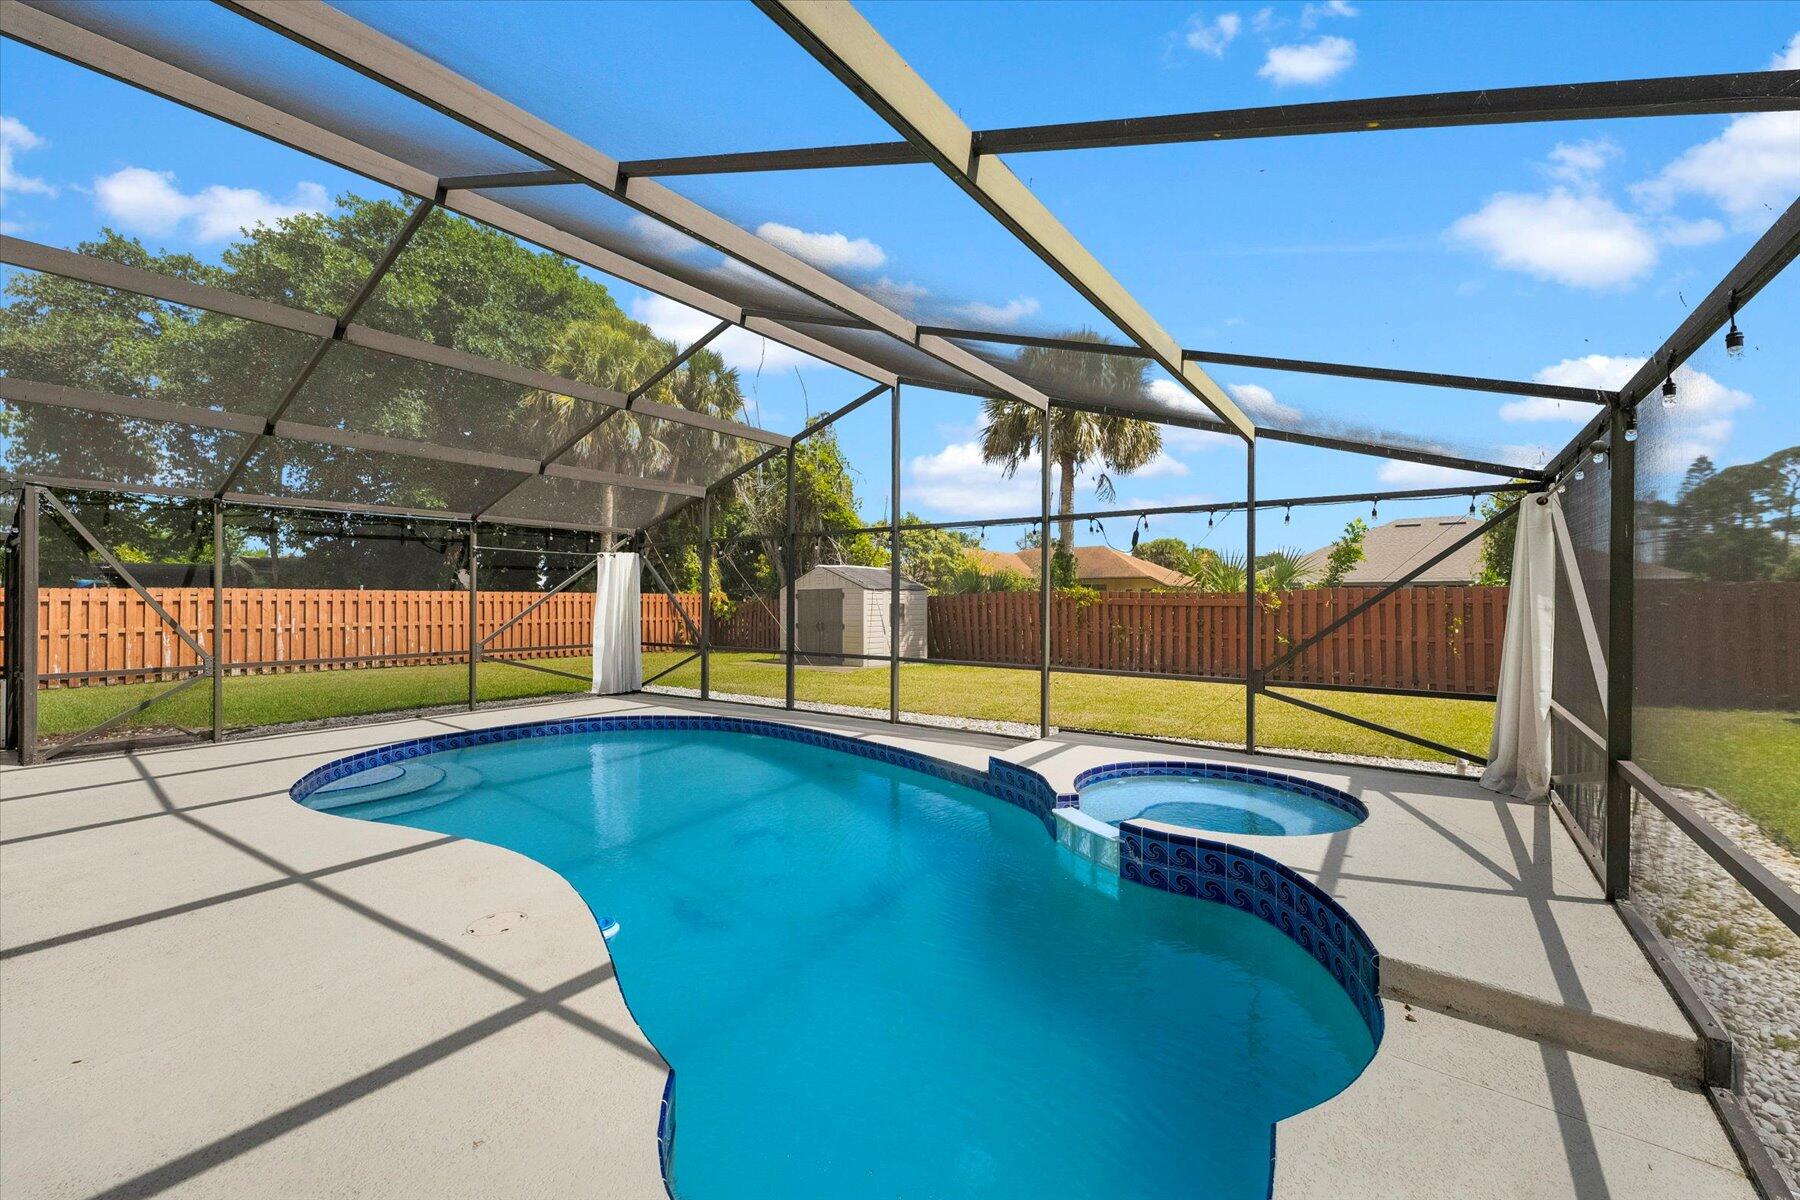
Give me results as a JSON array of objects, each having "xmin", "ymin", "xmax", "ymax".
[{"xmin": 797, "ymin": 589, "xmax": 844, "ymax": 656}]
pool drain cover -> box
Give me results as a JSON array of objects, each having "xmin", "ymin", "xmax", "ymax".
[{"xmin": 466, "ymin": 911, "xmax": 527, "ymax": 936}]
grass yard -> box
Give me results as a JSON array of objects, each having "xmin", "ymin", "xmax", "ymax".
[
  {"xmin": 35, "ymin": 649, "xmax": 1492, "ymax": 765},
  {"xmin": 44, "ymin": 652, "xmax": 1792, "ymax": 848},
  {"xmin": 1634, "ymin": 706, "xmax": 1800, "ymax": 850}
]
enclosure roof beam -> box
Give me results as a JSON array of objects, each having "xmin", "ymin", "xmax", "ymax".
[
  {"xmin": 614, "ymin": 70, "xmax": 1799, "ymax": 173},
  {"xmin": 217, "ymin": 0, "xmax": 1049, "ymax": 410},
  {"xmin": 1542, "ymin": 195, "xmax": 1800, "ymax": 482},
  {"xmin": 0, "ymin": 2, "xmax": 908, "ymax": 409},
  {"xmin": 913, "ymin": 321, "xmax": 1614, "ymax": 404},
  {"xmin": 889, "ymin": 373, "xmax": 1547, "ymax": 481},
  {"xmin": 756, "ymin": 0, "xmax": 1252, "ymax": 438}
]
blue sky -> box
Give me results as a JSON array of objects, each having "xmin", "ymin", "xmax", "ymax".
[{"xmin": 2, "ymin": 1, "xmax": 1795, "ymax": 556}]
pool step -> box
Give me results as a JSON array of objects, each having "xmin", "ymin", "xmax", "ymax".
[{"xmin": 1380, "ymin": 958, "xmax": 1704, "ymax": 1082}]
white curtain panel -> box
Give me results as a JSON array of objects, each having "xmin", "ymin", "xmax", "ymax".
[
  {"xmin": 1481, "ymin": 495, "xmax": 1558, "ymax": 800},
  {"xmin": 591, "ymin": 552, "xmax": 643, "ymax": 695}
]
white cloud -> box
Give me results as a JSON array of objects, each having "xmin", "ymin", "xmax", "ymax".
[
  {"xmin": 1250, "ymin": 7, "xmax": 1276, "ymax": 33},
  {"xmin": 1498, "ymin": 395, "xmax": 1594, "ymax": 424},
  {"xmin": 1377, "ymin": 460, "xmax": 1506, "ymax": 487},
  {"xmin": 1657, "ymin": 216, "xmax": 1726, "ymax": 246},
  {"xmin": 1130, "ymin": 451, "xmax": 1190, "ymax": 479},
  {"xmin": 1182, "ymin": 11, "xmax": 1242, "ymax": 57},
  {"xmin": 93, "ymin": 166, "xmax": 327, "ymax": 242},
  {"xmin": 1226, "ymin": 381, "xmax": 1302, "ymax": 424},
  {"xmin": 907, "ymin": 440, "xmax": 1042, "ymax": 517},
  {"xmin": 630, "ymin": 294, "xmax": 824, "ymax": 374},
  {"xmin": 0, "ymin": 116, "xmax": 56, "ymax": 197},
  {"xmin": 1772, "ymin": 32, "xmax": 1800, "ymax": 69},
  {"xmin": 867, "ymin": 276, "xmax": 928, "ymax": 311},
  {"xmin": 1631, "ymin": 111, "xmax": 1800, "ymax": 231},
  {"xmin": 1448, "ymin": 188, "xmax": 1656, "ymax": 288},
  {"xmin": 1544, "ymin": 138, "xmax": 1619, "ymax": 184},
  {"xmin": 1300, "ymin": 0, "xmax": 1358, "ymax": 28},
  {"xmin": 1526, "ymin": 353, "xmax": 1752, "ymax": 462},
  {"xmin": 628, "ymin": 213, "xmax": 708, "ymax": 259},
  {"xmin": 1258, "ymin": 36, "xmax": 1355, "ymax": 86},
  {"xmin": 951, "ymin": 296, "xmax": 1041, "ymax": 326},
  {"xmin": 754, "ymin": 221, "xmax": 886, "ymax": 271}
]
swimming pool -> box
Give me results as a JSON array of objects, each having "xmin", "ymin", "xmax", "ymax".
[
  {"xmin": 1076, "ymin": 764, "xmax": 1367, "ymax": 837},
  {"xmin": 298, "ymin": 719, "xmax": 1378, "ymax": 1200}
]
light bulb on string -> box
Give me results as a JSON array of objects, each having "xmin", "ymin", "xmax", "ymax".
[
  {"xmin": 1624, "ymin": 415, "xmax": 1638, "ymax": 444},
  {"xmin": 1725, "ymin": 290, "xmax": 1745, "ymax": 359},
  {"xmin": 1662, "ymin": 375, "xmax": 1678, "ymax": 407},
  {"xmin": 1284, "ymin": 505, "xmax": 1291, "ymax": 525}
]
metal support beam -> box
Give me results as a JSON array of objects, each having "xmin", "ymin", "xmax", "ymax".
[
  {"xmin": 1039, "ymin": 401, "xmax": 1052, "ymax": 738},
  {"xmin": 478, "ymin": 556, "xmax": 598, "ymax": 649},
  {"xmin": 785, "ymin": 443, "xmax": 797, "ymax": 710},
  {"xmin": 889, "ymin": 384, "xmax": 902, "ymax": 724},
  {"xmin": 472, "ymin": 319, "xmax": 737, "ymax": 521},
  {"xmin": 914, "ymin": 322, "xmax": 1613, "ymax": 406},
  {"xmin": 1262, "ymin": 686, "xmax": 1486, "ymax": 765},
  {"xmin": 1603, "ymin": 402, "xmax": 1635, "ymax": 899},
  {"xmin": 220, "ymin": 0, "xmax": 1047, "ymax": 410},
  {"xmin": 1245, "ymin": 439, "xmax": 1257, "ymax": 752},
  {"xmin": 466, "ymin": 525, "xmax": 479, "ymax": 711},
  {"xmin": 758, "ymin": 0, "xmax": 1253, "ymax": 438},
  {"xmin": 1260, "ymin": 496, "xmax": 1524, "ymax": 680},
  {"xmin": 211, "ymin": 501, "xmax": 224, "ymax": 741},
  {"xmin": 40, "ymin": 490, "xmax": 212, "ymax": 665},
  {"xmin": 615, "ymin": 71, "xmax": 1798, "ymax": 172},
  {"xmin": 216, "ymin": 193, "xmax": 439, "ymax": 497},
  {"xmin": 10, "ymin": 485, "xmax": 39, "ymax": 764},
  {"xmin": 699, "ymin": 492, "xmax": 712, "ymax": 700}
]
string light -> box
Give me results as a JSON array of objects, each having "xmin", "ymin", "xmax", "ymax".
[
  {"xmin": 1624, "ymin": 414, "xmax": 1639, "ymax": 444},
  {"xmin": 1468, "ymin": 494, "xmax": 1478, "ymax": 516},
  {"xmin": 1590, "ymin": 442, "xmax": 1608, "ymax": 467},
  {"xmin": 1284, "ymin": 505, "xmax": 1292, "ymax": 525},
  {"xmin": 1662, "ymin": 375, "xmax": 1678, "ymax": 406},
  {"xmin": 1725, "ymin": 290, "xmax": 1745, "ymax": 358},
  {"xmin": 1370, "ymin": 498, "xmax": 1379, "ymax": 520}
]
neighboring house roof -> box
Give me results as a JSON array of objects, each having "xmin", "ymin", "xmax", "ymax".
[
  {"xmin": 1296, "ymin": 515, "xmax": 1485, "ymax": 585},
  {"xmin": 799, "ymin": 563, "xmax": 926, "ymax": 591},
  {"xmin": 964, "ymin": 544, "xmax": 1193, "ymax": 588}
]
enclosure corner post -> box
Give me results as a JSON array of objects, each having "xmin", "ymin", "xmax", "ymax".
[
  {"xmin": 211, "ymin": 500, "xmax": 224, "ymax": 741},
  {"xmin": 700, "ymin": 491, "xmax": 712, "ymax": 701},
  {"xmin": 13, "ymin": 485, "xmax": 40, "ymax": 765},
  {"xmin": 889, "ymin": 384, "xmax": 902, "ymax": 724},
  {"xmin": 785, "ymin": 442, "xmax": 797, "ymax": 710},
  {"xmin": 1039, "ymin": 402, "xmax": 1052, "ymax": 739},
  {"xmin": 1245, "ymin": 438, "xmax": 1258, "ymax": 754},
  {"xmin": 1604, "ymin": 402, "xmax": 1636, "ymax": 900},
  {"xmin": 466, "ymin": 524, "xmax": 479, "ymax": 712}
]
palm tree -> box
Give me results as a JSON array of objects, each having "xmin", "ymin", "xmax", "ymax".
[
  {"xmin": 1256, "ymin": 548, "xmax": 1315, "ymax": 592},
  {"xmin": 979, "ymin": 331, "xmax": 1162, "ymax": 557},
  {"xmin": 521, "ymin": 320, "xmax": 747, "ymax": 528}
]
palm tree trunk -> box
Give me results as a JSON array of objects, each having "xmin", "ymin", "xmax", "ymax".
[{"xmin": 1057, "ymin": 454, "xmax": 1077, "ymax": 554}]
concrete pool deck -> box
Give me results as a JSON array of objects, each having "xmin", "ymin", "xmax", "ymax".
[{"xmin": 0, "ymin": 693, "xmax": 1758, "ymax": 1199}]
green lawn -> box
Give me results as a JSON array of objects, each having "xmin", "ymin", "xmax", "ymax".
[{"xmin": 1634, "ymin": 706, "xmax": 1800, "ymax": 850}]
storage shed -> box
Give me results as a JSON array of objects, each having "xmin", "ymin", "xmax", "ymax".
[{"xmin": 784, "ymin": 564, "xmax": 928, "ymax": 666}]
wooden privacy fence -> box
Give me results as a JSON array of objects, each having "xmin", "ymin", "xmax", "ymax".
[
  {"xmin": 928, "ymin": 586, "xmax": 1510, "ymax": 696},
  {"xmin": 13, "ymin": 581, "xmax": 1791, "ymax": 703},
  {"xmin": 6, "ymin": 588, "xmax": 776, "ymax": 685}
]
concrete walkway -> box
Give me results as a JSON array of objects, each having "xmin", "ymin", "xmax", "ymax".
[{"xmin": 0, "ymin": 694, "xmax": 1757, "ymax": 1199}]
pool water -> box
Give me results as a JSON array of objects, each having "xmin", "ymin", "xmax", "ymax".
[
  {"xmin": 317, "ymin": 729, "xmax": 1375, "ymax": 1200},
  {"xmin": 1079, "ymin": 774, "xmax": 1364, "ymax": 837}
]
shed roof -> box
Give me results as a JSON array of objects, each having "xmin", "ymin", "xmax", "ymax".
[{"xmin": 800, "ymin": 563, "xmax": 925, "ymax": 591}]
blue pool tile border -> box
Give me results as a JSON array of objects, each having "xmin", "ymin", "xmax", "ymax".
[
  {"xmin": 1070, "ymin": 759, "xmax": 1368, "ymax": 827},
  {"xmin": 293, "ymin": 713, "xmax": 1383, "ymax": 1049},
  {"xmin": 1120, "ymin": 819, "xmax": 1384, "ymax": 1041}
]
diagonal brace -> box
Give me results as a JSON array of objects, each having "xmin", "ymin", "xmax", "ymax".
[
  {"xmin": 1260, "ymin": 494, "xmax": 1527, "ymax": 680},
  {"xmin": 41, "ymin": 490, "xmax": 212, "ymax": 666}
]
